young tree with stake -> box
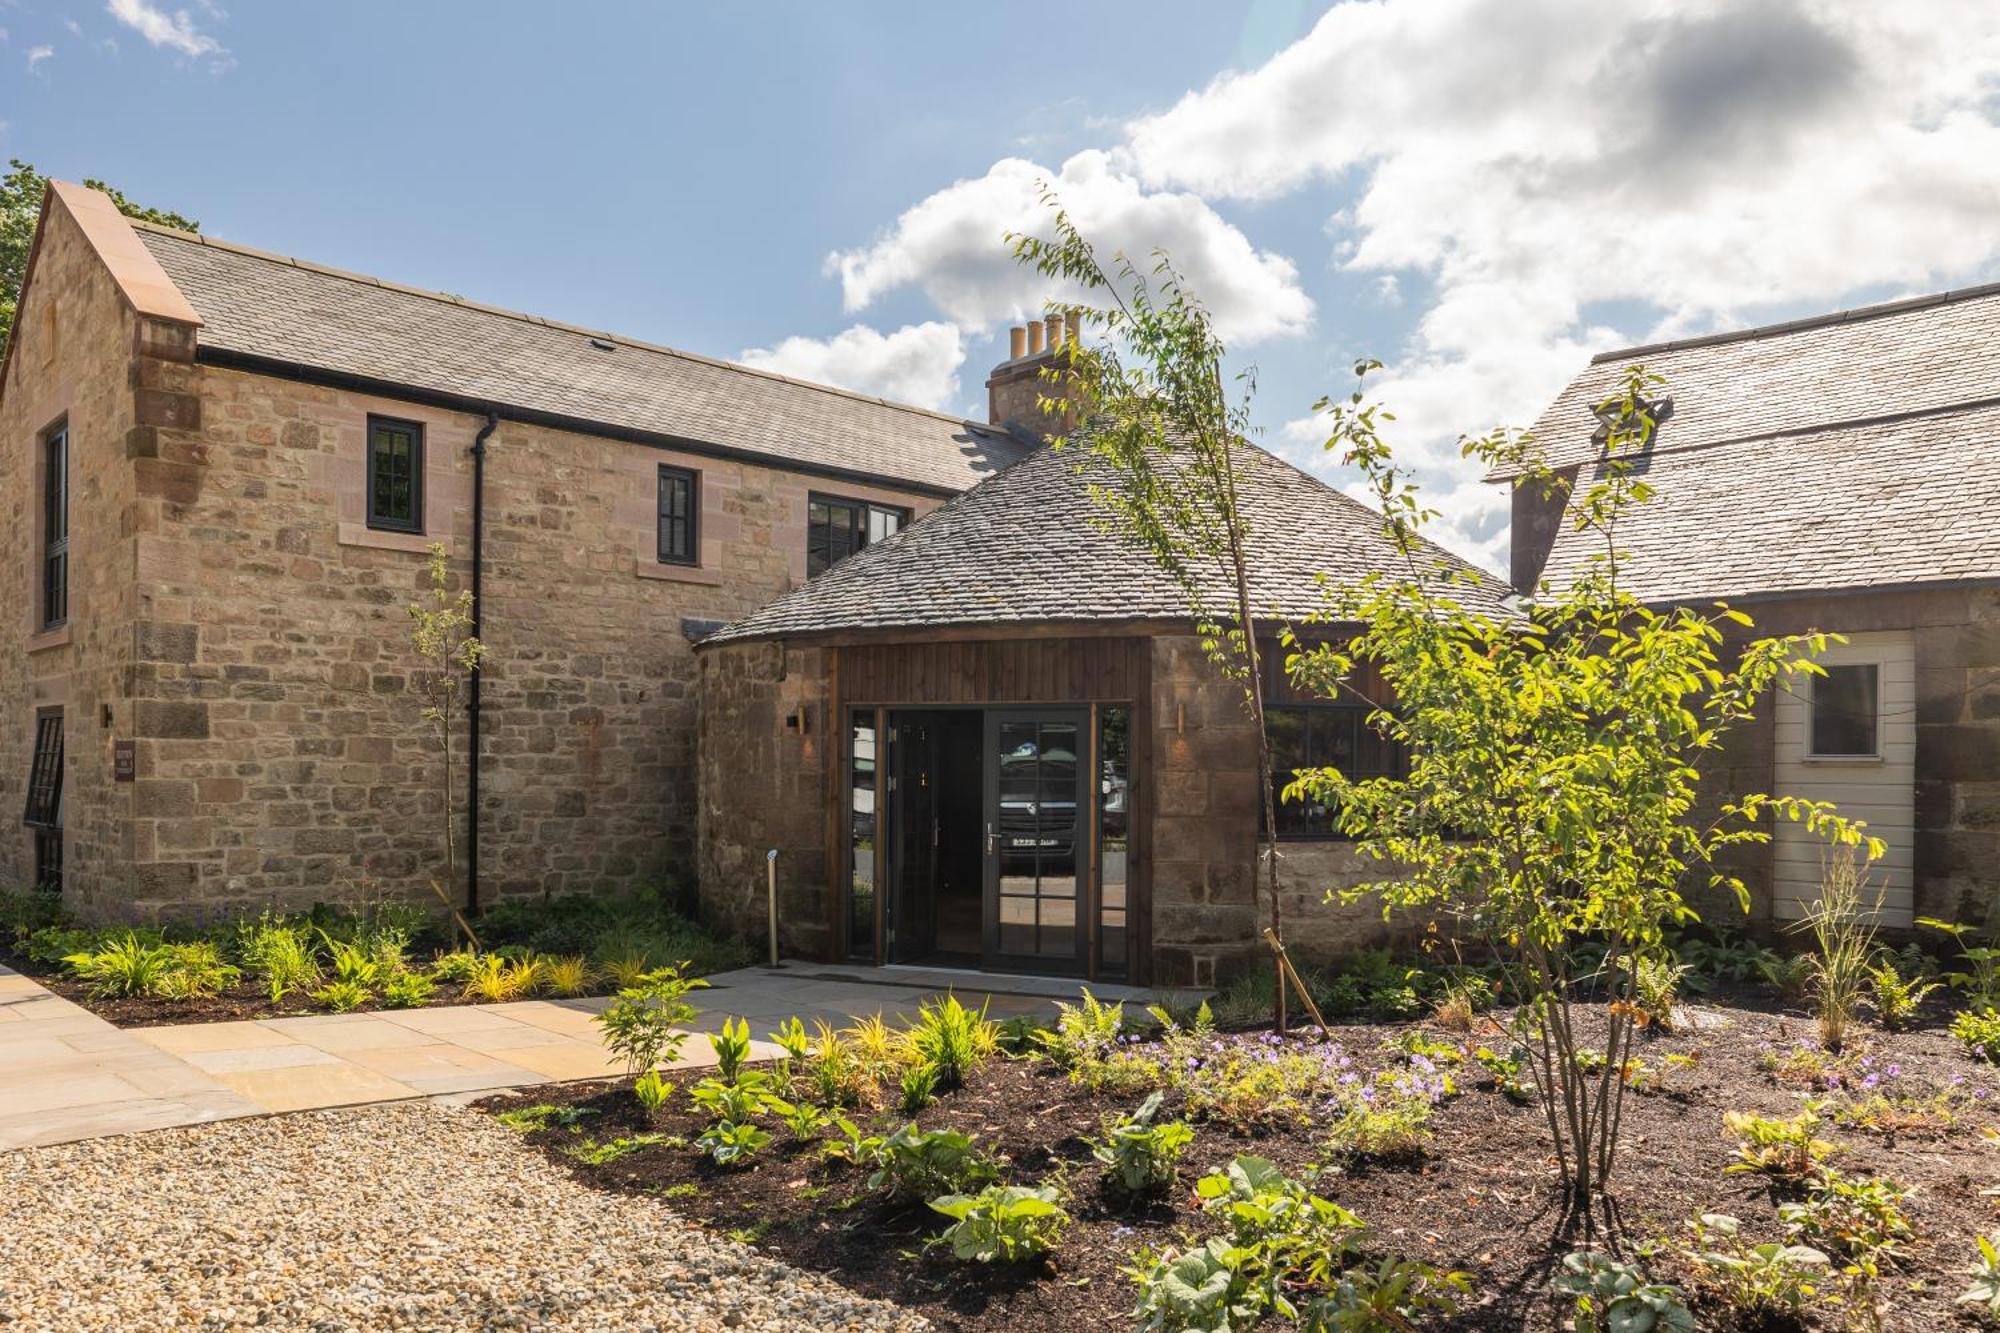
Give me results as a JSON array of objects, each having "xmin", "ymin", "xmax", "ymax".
[{"xmin": 409, "ymin": 543, "xmax": 483, "ymax": 943}]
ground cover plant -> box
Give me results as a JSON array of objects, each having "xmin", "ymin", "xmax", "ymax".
[
  {"xmin": 481, "ymin": 955, "xmax": 2000, "ymax": 1333},
  {"xmin": 0, "ymin": 885, "xmax": 748, "ymax": 1026}
]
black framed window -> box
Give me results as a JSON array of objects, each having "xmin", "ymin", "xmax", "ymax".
[
  {"xmin": 366, "ymin": 416, "xmax": 424, "ymax": 533},
  {"xmin": 656, "ymin": 465, "xmax": 699, "ymax": 565},
  {"xmin": 808, "ymin": 494, "xmax": 908, "ymax": 576},
  {"xmin": 1811, "ymin": 664, "xmax": 1880, "ymax": 757},
  {"xmin": 41, "ymin": 424, "xmax": 67, "ymax": 629},
  {"xmin": 1266, "ymin": 704, "xmax": 1404, "ymax": 839},
  {"xmin": 24, "ymin": 709, "xmax": 63, "ymax": 831},
  {"xmin": 1097, "ymin": 705, "xmax": 1130, "ymax": 980}
]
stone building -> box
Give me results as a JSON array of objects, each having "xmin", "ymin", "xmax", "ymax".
[
  {"xmin": 1, "ymin": 181, "xmax": 1026, "ymax": 919},
  {"xmin": 1500, "ymin": 287, "xmax": 2000, "ymax": 930}
]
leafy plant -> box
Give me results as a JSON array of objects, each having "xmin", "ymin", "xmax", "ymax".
[
  {"xmin": 543, "ymin": 955, "xmax": 592, "ymax": 998},
  {"xmin": 1288, "ymin": 360, "xmax": 1881, "ymax": 1201},
  {"xmin": 1429, "ymin": 972, "xmax": 1492, "ymax": 1032},
  {"xmin": 1797, "ymin": 850, "xmax": 1882, "ymax": 1051},
  {"xmin": 154, "ymin": 942, "xmax": 241, "ymax": 1000},
  {"xmin": 495, "ymin": 1103, "xmax": 597, "ymax": 1132},
  {"xmin": 633, "ymin": 1068, "xmax": 672, "ymax": 1118},
  {"xmin": 1472, "ymin": 1044, "xmax": 1534, "ymax": 1104},
  {"xmin": 1631, "ymin": 955, "xmax": 1689, "ymax": 1031},
  {"xmin": 907, "ymin": 992, "xmax": 996, "ymax": 1089},
  {"xmin": 1552, "ymin": 1250, "xmax": 1694, "ymax": 1333},
  {"xmin": 1961, "ymin": 1233, "xmax": 2000, "ymax": 1317},
  {"xmin": 1324, "ymin": 1078, "xmax": 1437, "ymax": 1161},
  {"xmin": 312, "ymin": 979, "xmax": 371, "ymax": 1012},
  {"xmin": 689, "ymin": 1074, "xmax": 775, "ymax": 1126},
  {"xmin": 807, "ymin": 1020, "xmax": 869, "ymax": 1108},
  {"xmin": 1683, "ymin": 1213, "xmax": 1828, "ymax": 1318},
  {"xmin": 1778, "ymin": 1168, "xmax": 1911, "ymax": 1259},
  {"xmin": 899, "ymin": 1060, "xmax": 940, "ymax": 1113},
  {"xmin": 598, "ymin": 951, "xmax": 653, "ymax": 990},
  {"xmin": 1757, "ymin": 952, "xmax": 1817, "ymax": 1004},
  {"xmin": 1723, "ymin": 1105, "xmax": 1839, "ymax": 1178},
  {"xmin": 1866, "ymin": 959, "xmax": 1939, "ymax": 1030},
  {"xmin": 1300, "ymin": 1257, "xmax": 1472, "ymax": 1332},
  {"xmin": 860, "ymin": 1123, "xmax": 1000, "ymax": 1202},
  {"xmin": 928, "ymin": 1184, "xmax": 1070, "ymax": 1263},
  {"xmin": 1038, "ymin": 988, "xmax": 1126, "ymax": 1074},
  {"xmin": 595, "ymin": 965, "xmax": 708, "ymax": 1073},
  {"xmin": 380, "ymin": 969, "xmax": 436, "ymax": 1009},
  {"xmin": 1092, "ymin": 1090, "xmax": 1194, "ymax": 1197},
  {"xmin": 1919, "ymin": 918, "xmax": 2000, "ymax": 1013},
  {"xmin": 710, "ymin": 1015, "xmax": 753, "ymax": 1082},
  {"xmin": 696, "ymin": 1119, "xmax": 771, "ymax": 1167},
  {"xmin": 1952, "ymin": 1008, "xmax": 2000, "ymax": 1062},
  {"xmin": 428, "ymin": 949, "xmax": 481, "ymax": 985},
  {"xmin": 63, "ymin": 934, "xmax": 175, "ymax": 999},
  {"xmin": 1129, "ymin": 1237, "xmax": 1260, "ymax": 1333},
  {"xmin": 768, "ymin": 1096, "xmax": 832, "ymax": 1142},
  {"xmin": 768, "ymin": 1016, "xmax": 812, "ymax": 1073},
  {"xmin": 237, "ymin": 916, "xmax": 321, "ymax": 1002}
]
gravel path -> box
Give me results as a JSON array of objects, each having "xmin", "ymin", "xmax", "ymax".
[{"xmin": 0, "ymin": 1101, "xmax": 927, "ymax": 1332}]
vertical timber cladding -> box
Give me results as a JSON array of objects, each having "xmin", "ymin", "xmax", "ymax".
[{"xmin": 833, "ymin": 634, "xmax": 1153, "ymax": 982}]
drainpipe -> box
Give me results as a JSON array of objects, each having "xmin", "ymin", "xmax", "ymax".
[{"xmin": 466, "ymin": 409, "xmax": 498, "ymax": 917}]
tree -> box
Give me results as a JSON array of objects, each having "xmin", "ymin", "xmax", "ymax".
[
  {"xmin": 1, "ymin": 158, "xmax": 198, "ymax": 354},
  {"xmin": 408, "ymin": 544, "xmax": 483, "ymax": 939},
  {"xmin": 1010, "ymin": 194, "xmax": 1294, "ymax": 1025},
  {"xmin": 1288, "ymin": 361, "xmax": 1882, "ymax": 1210}
]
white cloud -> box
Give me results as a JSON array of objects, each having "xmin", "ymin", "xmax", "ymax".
[
  {"xmin": 1129, "ymin": 0, "xmax": 2000, "ymax": 567},
  {"xmin": 25, "ymin": 43, "xmax": 51, "ymax": 71},
  {"xmin": 106, "ymin": 0, "xmax": 224, "ymax": 59},
  {"xmin": 740, "ymin": 321, "xmax": 968, "ymax": 413},
  {"xmin": 827, "ymin": 150, "xmax": 1315, "ymax": 346}
]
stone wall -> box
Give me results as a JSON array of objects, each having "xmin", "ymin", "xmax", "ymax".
[
  {"xmin": 1146, "ymin": 635, "xmax": 1401, "ymax": 987},
  {"xmin": 694, "ymin": 639, "xmax": 833, "ymax": 956},
  {"xmin": 0, "ymin": 192, "xmax": 188, "ymax": 910}
]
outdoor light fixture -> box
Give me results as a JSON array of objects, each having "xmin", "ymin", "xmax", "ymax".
[{"xmin": 1176, "ymin": 701, "xmax": 1185, "ymax": 736}]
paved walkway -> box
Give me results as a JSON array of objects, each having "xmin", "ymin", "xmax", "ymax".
[{"xmin": 2, "ymin": 961, "xmax": 1200, "ymax": 1151}]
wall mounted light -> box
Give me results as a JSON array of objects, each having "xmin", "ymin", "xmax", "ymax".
[{"xmin": 1176, "ymin": 701, "xmax": 1185, "ymax": 736}]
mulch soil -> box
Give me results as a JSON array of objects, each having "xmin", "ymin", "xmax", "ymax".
[
  {"xmin": 0, "ymin": 946, "xmax": 608, "ymax": 1027},
  {"xmin": 482, "ymin": 990, "xmax": 2000, "ymax": 1332}
]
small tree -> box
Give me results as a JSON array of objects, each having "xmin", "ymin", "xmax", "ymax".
[
  {"xmin": 1288, "ymin": 362, "xmax": 1882, "ymax": 1209},
  {"xmin": 408, "ymin": 544, "xmax": 482, "ymax": 933},
  {"xmin": 1010, "ymin": 198, "xmax": 1294, "ymax": 1024}
]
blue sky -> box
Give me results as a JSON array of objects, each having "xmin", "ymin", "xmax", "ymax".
[{"xmin": 7, "ymin": 1, "xmax": 2000, "ymax": 567}]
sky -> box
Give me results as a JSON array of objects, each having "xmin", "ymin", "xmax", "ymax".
[{"xmin": 5, "ymin": 0, "xmax": 2000, "ymax": 570}]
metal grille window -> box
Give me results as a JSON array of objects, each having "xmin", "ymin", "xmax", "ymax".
[
  {"xmin": 1266, "ymin": 704, "xmax": 1404, "ymax": 839},
  {"xmin": 42, "ymin": 425, "xmax": 68, "ymax": 629},
  {"xmin": 657, "ymin": 465, "xmax": 698, "ymax": 565},
  {"xmin": 807, "ymin": 494, "xmax": 908, "ymax": 577},
  {"xmin": 24, "ymin": 710, "xmax": 63, "ymax": 830},
  {"xmin": 366, "ymin": 416, "xmax": 424, "ymax": 533}
]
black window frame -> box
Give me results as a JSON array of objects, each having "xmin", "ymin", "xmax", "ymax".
[
  {"xmin": 41, "ymin": 422, "xmax": 68, "ymax": 631},
  {"xmin": 1810, "ymin": 663, "xmax": 1881, "ymax": 758},
  {"xmin": 365, "ymin": 415, "xmax": 426, "ymax": 534},
  {"xmin": 24, "ymin": 708, "xmax": 63, "ymax": 831},
  {"xmin": 807, "ymin": 493, "xmax": 909, "ymax": 577},
  {"xmin": 1265, "ymin": 702, "xmax": 1406, "ymax": 841},
  {"xmin": 656, "ymin": 464, "xmax": 700, "ymax": 566}
]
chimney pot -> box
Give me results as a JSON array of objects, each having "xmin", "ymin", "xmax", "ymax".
[
  {"xmin": 1009, "ymin": 326, "xmax": 1027, "ymax": 359},
  {"xmin": 1065, "ymin": 311, "xmax": 1081, "ymax": 347},
  {"xmin": 1044, "ymin": 314, "xmax": 1063, "ymax": 350},
  {"xmin": 1027, "ymin": 320, "xmax": 1045, "ymax": 355}
]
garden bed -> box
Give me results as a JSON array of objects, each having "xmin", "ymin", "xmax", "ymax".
[{"xmin": 484, "ymin": 991, "xmax": 2000, "ymax": 1332}]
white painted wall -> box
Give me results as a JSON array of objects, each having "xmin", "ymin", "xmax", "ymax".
[{"xmin": 1772, "ymin": 631, "xmax": 1916, "ymax": 925}]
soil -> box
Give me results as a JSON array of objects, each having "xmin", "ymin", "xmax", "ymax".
[
  {"xmin": 0, "ymin": 946, "xmax": 612, "ymax": 1027},
  {"xmin": 482, "ymin": 991, "xmax": 2000, "ymax": 1332}
]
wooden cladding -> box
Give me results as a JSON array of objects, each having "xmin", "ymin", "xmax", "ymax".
[{"xmin": 839, "ymin": 637, "xmax": 1148, "ymax": 706}]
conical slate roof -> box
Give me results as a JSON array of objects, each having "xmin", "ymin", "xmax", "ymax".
[{"xmin": 705, "ymin": 440, "xmax": 1508, "ymax": 644}]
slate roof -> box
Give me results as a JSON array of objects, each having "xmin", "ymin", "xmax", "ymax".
[
  {"xmin": 1500, "ymin": 280, "xmax": 2000, "ymax": 479},
  {"xmin": 133, "ymin": 223, "xmax": 1030, "ymax": 495},
  {"xmin": 1521, "ymin": 283, "xmax": 2000, "ymax": 602},
  {"xmin": 705, "ymin": 440, "xmax": 1510, "ymax": 644}
]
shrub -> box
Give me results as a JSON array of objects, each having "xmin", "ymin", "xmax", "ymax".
[
  {"xmin": 543, "ymin": 955, "xmax": 592, "ymax": 998},
  {"xmin": 928, "ymin": 1185, "xmax": 1069, "ymax": 1263},
  {"xmin": 907, "ymin": 993, "xmax": 996, "ymax": 1088},
  {"xmin": 312, "ymin": 979, "xmax": 371, "ymax": 1012},
  {"xmin": 1954, "ymin": 1008, "xmax": 2000, "ymax": 1062},
  {"xmin": 696, "ymin": 1119, "xmax": 770, "ymax": 1167},
  {"xmin": 595, "ymin": 965, "xmax": 708, "ymax": 1073},
  {"xmin": 1683, "ymin": 1213, "xmax": 1828, "ymax": 1319},
  {"xmin": 1866, "ymin": 959, "xmax": 1939, "ymax": 1030},
  {"xmin": 1723, "ymin": 1105, "xmax": 1838, "ymax": 1178},
  {"xmin": 63, "ymin": 935, "xmax": 173, "ymax": 999},
  {"xmin": 633, "ymin": 1068, "xmax": 673, "ymax": 1117},
  {"xmin": 860, "ymin": 1123, "xmax": 1000, "ymax": 1202},
  {"xmin": 899, "ymin": 1061, "xmax": 940, "ymax": 1113},
  {"xmin": 1324, "ymin": 1077, "xmax": 1437, "ymax": 1161},
  {"xmin": 710, "ymin": 1015, "xmax": 753, "ymax": 1082},
  {"xmin": 1552, "ymin": 1251, "xmax": 1694, "ymax": 1333},
  {"xmin": 381, "ymin": 969, "xmax": 436, "ymax": 1009},
  {"xmin": 1092, "ymin": 1091, "xmax": 1193, "ymax": 1197},
  {"xmin": 26, "ymin": 924, "xmax": 96, "ymax": 965}
]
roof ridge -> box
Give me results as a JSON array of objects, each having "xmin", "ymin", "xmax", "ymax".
[
  {"xmin": 1562, "ymin": 390, "xmax": 2000, "ymax": 474},
  {"xmin": 128, "ymin": 218, "xmax": 990, "ymax": 432},
  {"xmin": 1591, "ymin": 278, "xmax": 2000, "ymax": 364}
]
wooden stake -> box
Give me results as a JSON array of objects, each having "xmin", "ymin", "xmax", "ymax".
[{"xmin": 1264, "ymin": 927, "xmax": 1330, "ymax": 1037}]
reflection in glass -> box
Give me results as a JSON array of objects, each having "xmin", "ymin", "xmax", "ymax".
[
  {"xmin": 1099, "ymin": 706, "xmax": 1129, "ymax": 978},
  {"xmin": 996, "ymin": 718, "xmax": 1081, "ymax": 959},
  {"xmin": 849, "ymin": 711, "xmax": 877, "ymax": 959}
]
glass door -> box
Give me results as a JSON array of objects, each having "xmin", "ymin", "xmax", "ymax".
[{"xmin": 983, "ymin": 709, "xmax": 1089, "ymax": 973}]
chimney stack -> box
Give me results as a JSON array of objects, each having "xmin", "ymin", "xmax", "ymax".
[{"xmin": 986, "ymin": 317, "xmax": 1080, "ymax": 439}]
